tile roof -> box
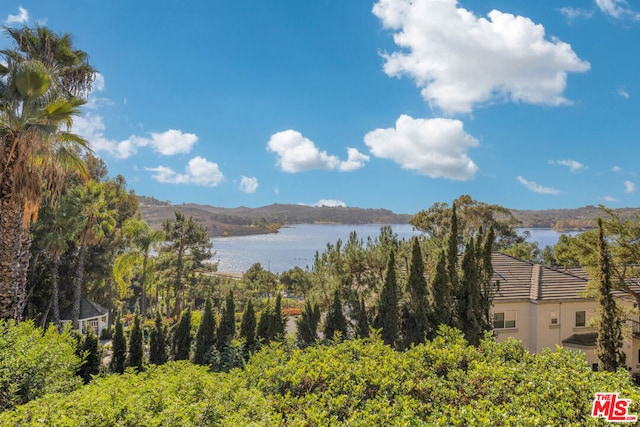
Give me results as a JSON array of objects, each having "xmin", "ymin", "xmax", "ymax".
[{"xmin": 60, "ymin": 297, "xmax": 108, "ymax": 321}]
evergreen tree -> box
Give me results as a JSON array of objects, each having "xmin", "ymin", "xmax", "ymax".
[
  {"xmin": 110, "ymin": 315, "xmax": 126, "ymax": 374},
  {"xmin": 595, "ymin": 219, "xmax": 626, "ymax": 372},
  {"xmin": 257, "ymin": 305, "xmax": 275, "ymax": 345},
  {"xmin": 428, "ymin": 250, "xmax": 454, "ymax": 335},
  {"xmin": 296, "ymin": 300, "xmax": 321, "ymax": 348},
  {"xmin": 458, "ymin": 237, "xmax": 483, "ymax": 346},
  {"xmin": 126, "ymin": 312, "xmax": 144, "ymax": 372},
  {"xmin": 479, "ymin": 225, "xmax": 498, "ymax": 330},
  {"xmin": 78, "ymin": 329, "xmax": 101, "ymax": 383},
  {"xmin": 193, "ymin": 299, "xmax": 216, "ymax": 365},
  {"xmin": 354, "ymin": 297, "xmax": 370, "ymax": 338},
  {"xmin": 374, "ymin": 250, "xmax": 399, "ymax": 347},
  {"xmin": 401, "ymin": 237, "xmax": 430, "ymax": 347},
  {"xmin": 172, "ymin": 307, "xmax": 192, "ymax": 361},
  {"xmin": 273, "ymin": 293, "xmax": 286, "ymax": 339},
  {"xmin": 446, "ymin": 203, "xmax": 459, "ymax": 296},
  {"xmin": 217, "ymin": 291, "xmax": 236, "ymax": 351},
  {"xmin": 240, "ymin": 299, "xmax": 257, "ymax": 352},
  {"xmin": 149, "ymin": 310, "xmax": 167, "ymax": 365},
  {"xmin": 324, "ymin": 289, "xmax": 348, "ymax": 341}
]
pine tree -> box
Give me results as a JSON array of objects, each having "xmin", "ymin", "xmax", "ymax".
[
  {"xmin": 374, "ymin": 250, "xmax": 399, "ymax": 347},
  {"xmin": 193, "ymin": 299, "xmax": 216, "ymax": 365},
  {"xmin": 217, "ymin": 290, "xmax": 235, "ymax": 352},
  {"xmin": 458, "ymin": 237, "xmax": 483, "ymax": 346},
  {"xmin": 110, "ymin": 315, "xmax": 126, "ymax": 374},
  {"xmin": 595, "ymin": 219, "xmax": 626, "ymax": 371},
  {"xmin": 354, "ymin": 297, "xmax": 370, "ymax": 338},
  {"xmin": 78, "ymin": 329, "xmax": 101, "ymax": 383},
  {"xmin": 428, "ymin": 249, "xmax": 454, "ymax": 335},
  {"xmin": 402, "ymin": 237, "xmax": 430, "ymax": 347},
  {"xmin": 172, "ymin": 307, "xmax": 192, "ymax": 361},
  {"xmin": 296, "ymin": 300, "xmax": 321, "ymax": 348},
  {"xmin": 149, "ymin": 310, "xmax": 167, "ymax": 365},
  {"xmin": 240, "ymin": 299, "xmax": 257, "ymax": 352},
  {"xmin": 127, "ymin": 312, "xmax": 144, "ymax": 372},
  {"xmin": 324, "ymin": 289, "xmax": 348, "ymax": 341}
]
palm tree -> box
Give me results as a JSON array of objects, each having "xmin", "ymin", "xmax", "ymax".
[
  {"xmin": 113, "ymin": 216, "xmax": 165, "ymax": 317},
  {"xmin": 64, "ymin": 180, "xmax": 115, "ymax": 329},
  {"xmin": 0, "ymin": 26, "xmax": 95, "ymax": 320}
]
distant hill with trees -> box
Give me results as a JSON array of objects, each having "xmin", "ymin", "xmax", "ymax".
[{"xmin": 510, "ymin": 205, "xmax": 640, "ymax": 230}]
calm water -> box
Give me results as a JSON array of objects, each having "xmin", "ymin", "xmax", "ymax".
[{"xmin": 211, "ymin": 224, "xmax": 577, "ymax": 274}]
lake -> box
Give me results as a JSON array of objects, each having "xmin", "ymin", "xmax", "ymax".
[{"xmin": 211, "ymin": 224, "xmax": 577, "ymax": 274}]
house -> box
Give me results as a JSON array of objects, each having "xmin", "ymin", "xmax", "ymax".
[
  {"xmin": 60, "ymin": 297, "xmax": 109, "ymax": 336},
  {"xmin": 490, "ymin": 252, "xmax": 640, "ymax": 373}
]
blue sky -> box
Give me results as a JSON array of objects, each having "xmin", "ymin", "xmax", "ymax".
[{"xmin": 3, "ymin": 1, "xmax": 640, "ymax": 214}]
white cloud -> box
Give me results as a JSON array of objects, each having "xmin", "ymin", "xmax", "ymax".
[
  {"xmin": 364, "ymin": 114, "xmax": 479, "ymax": 180},
  {"xmin": 146, "ymin": 157, "xmax": 224, "ymax": 187},
  {"xmin": 142, "ymin": 129, "xmax": 198, "ymax": 156},
  {"xmin": 313, "ymin": 199, "xmax": 347, "ymax": 207},
  {"xmin": 603, "ymin": 196, "xmax": 619, "ymax": 202},
  {"xmin": 517, "ymin": 176, "xmax": 560, "ymax": 195},
  {"xmin": 625, "ymin": 180, "xmax": 636, "ymax": 193},
  {"xmin": 6, "ymin": 7, "xmax": 28, "ymax": 24},
  {"xmin": 239, "ymin": 176, "xmax": 259, "ymax": 193},
  {"xmin": 618, "ymin": 87, "xmax": 630, "ymax": 99},
  {"xmin": 595, "ymin": 0, "xmax": 640, "ymax": 20},
  {"xmin": 267, "ymin": 130, "xmax": 368, "ymax": 172},
  {"xmin": 612, "ymin": 165, "xmax": 621, "ymax": 172},
  {"xmin": 548, "ymin": 159, "xmax": 586, "ymax": 173},
  {"xmin": 372, "ymin": 0, "xmax": 590, "ymax": 114},
  {"xmin": 558, "ymin": 7, "xmax": 594, "ymax": 21}
]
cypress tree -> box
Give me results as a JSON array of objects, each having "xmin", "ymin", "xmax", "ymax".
[
  {"xmin": 446, "ymin": 203, "xmax": 459, "ymax": 294},
  {"xmin": 127, "ymin": 312, "xmax": 144, "ymax": 372},
  {"xmin": 257, "ymin": 305, "xmax": 275, "ymax": 345},
  {"xmin": 458, "ymin": 237, "xmax": 483, "ymax": 346},
  {"xmin": 402, "ymin": 237, "xmax": 430, "ymax": 347},
  {"xmin": 217, "ymin": 290, "xmax": 236, "ymax": 351},
  {"xmin": 240, "ymin": 299, "xmax": 257, "ymax": 352},
  {"xmin": 296, "ymin": 300, "xmax": 321, "ymax": 348},
  {"xmin": 428, "ymin": 249, "xmax": 454, "ymax": 335},
  {"xmin": 149, "ymin": 310, "xmax": 167, "ymax": 365},
  {"xmin": 324, "ymin": 289, "xmax": 348, "ymax": 341},
  {"xmin": 110, "ymin": 315, "xmax": 126, "ymax": 374},
  {"xmin": 172, "ymin": 307, "xmax": 192, "ymax": 361},
  {"xmin": 78, "ymin": 329, "xmax": 101, "ymax": 383},
  {"xmin": 273, "ymin": 293, "xmax": 286, "ymax": 339},
  {"xmin": 193, "ymin": 299, "xmax": 216, "ymax": 365},
  {"xmin": 374, "ymin": 249, "xmax": 399, "ymax": 347},
  {"xmin": 479, "ymin": 225, "xmax": 497, "ymax": 330},
  {"xmin": 595, "ymin": 219, "xmax": 626, "ymax": 371},
  {"xmin": 354, "ymin": 297, "xmax": 370, "ymax": 338}
]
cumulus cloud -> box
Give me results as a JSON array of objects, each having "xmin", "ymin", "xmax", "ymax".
[
  {"xmin": 595, "ymin": 0, "xmax": 640, "ymax": 20},
  {"xmin": 267, "ymin": 130, "xmax": 368, "ymax": 172},
  {"xmin": 364, "ymin": 114, "xmax": 479, "ymax": 180},
  {"xmin": 372, "ymin": 0, "xmax": 590, "ymax": 114},
  {"xmin": 548, "ymin": 159, "xmax": 586, "ymax": 173},
  {"xmin": 517, "ymin": 176, "xmax": 560, "ymax": 195},
  {"xmin": 6, "ymin": 6, "xmax": 28, "ymax": 24},
  {"xmin": 612, "ymin": 165, "xmax": 621, "ymax": 172},
  {"xmin": 603, "ymin": 196, "xmax": 619, "ymax": 202},
  {"xmin": 74, "ymin": 113, "xmax": 198, "ymax": 158},
  {"xmin": 625, "ymin": 180, "xmax": 636, "ymax": 193},
  {"xmin": 239, "ymin": 176, "xmax": 259, "ymax": 193},
  {"xmin": 313, "ymin": 200, "xmax": 347, "ymax": 207},
  {"xmin": 146, "ymin": 157, "xmax": 224, "ymax": 187}
]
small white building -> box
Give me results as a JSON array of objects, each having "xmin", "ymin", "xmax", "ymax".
[{"xmin": 60, "ymin": 297, "xmax": 109, "ymax": 336}]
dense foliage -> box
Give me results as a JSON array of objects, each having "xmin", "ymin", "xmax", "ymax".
[{"xmin": 2, "ymin": 328, "xmax": 639, "ymax": 426}]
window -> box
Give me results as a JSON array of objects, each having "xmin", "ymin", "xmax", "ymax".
[
  {"xmin": 576, "ymin": 311, "xmax": 586, "ymax": 327},
  {"xmin": 550, "ymin": 311, "xmax": 558, "ymax": 325},
  {"xmin": 493, "ymin": 311, "xmax": 517, "ymax": 329},
  {"xmin": 87, "ymin": 319, "xmax": 99, "ymax": 334}
]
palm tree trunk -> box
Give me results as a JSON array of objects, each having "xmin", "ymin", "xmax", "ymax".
[
  {"xmin": 141, "ymin": 255, "xmax": 148, "ymax": 318},
  {"xmin": 73, "ymin": 245, "xmax": 87, "ymax": 329},
  {"xmin": 15, "ymin": 228, "xmax": 31, "ymax": 321},
  {"xmin": 51, "ymin": 256, "xmax": 61, "ymax": 326},
  {"xmin": 0, "ymin": 199, "xmax": 22, "ymax": 320}
]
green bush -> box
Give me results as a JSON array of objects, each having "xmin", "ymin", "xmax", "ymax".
[{"xmin": 0, "ymin": 320, "xmax": 81, "ymax": 411}]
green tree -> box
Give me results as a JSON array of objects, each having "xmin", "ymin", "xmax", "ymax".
[
  {"xmin": 193, "ymin": 299, "xmax": 216, "ymax": 365},
  {"xmin": 296, "ymin": 300, "xmax": 321, "ymax": 348},
  {"xmin": 280, "ymin": 266, "xmax": 313, "ymax": 298},
  {"xmin": 216, "ymin": 291, "xmax": 235, "ymax": 352},
  {"xmin": 149, "ymin": 310, "xmax": 167, "ymax": 365},
  {"xmin": 257, "ymin": 305, "xmax": 276, "ymax": 345},
  {"xmin": 273, "ymin": 293, "xmax": 285, "ymax": 339},
  {"xmin": 126, "ymin": 312, "xmax": 143, "ymax": 372},
  {"xmin": 457, "ymin": 237, "xmax": 483, "ymax": 346},
  {"xmin": 595, "ymin": 219, "xmax": 626, "ymax": 372},
  {"xmin": 401, "ymin": 237, "xmax": 430, "ymax": 347},
  {"xmin": 110, "ymin": 315, "xmax": 126, "ymax": 374},
  {"xmin": 240, "ymin": 299, "xmax": 257, "ymax": 352},
  {"xmin": 354, "ymin": 297, "xmax": 370, "ymax": 339},
  {"xmin": 374, "ymin": 250, "xmax": 400, "ymax": 347},
  {"xmin": 428, "ymin": 249, "xmax": 454, "ymax": 334},
  {"xmin": 0, "ymin": 28, "xmax": 93, "ymax": 319},
  {"xmin": 323, "ymin": 289, "xmax": 348, "ymax": 341},
  {"xmin": 171, "ymin": 307, "xmax": 192, "ymax": 361},
  {"xmin": 77, "ymin": 328, "xmax": 100, "ymax": 384}
]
